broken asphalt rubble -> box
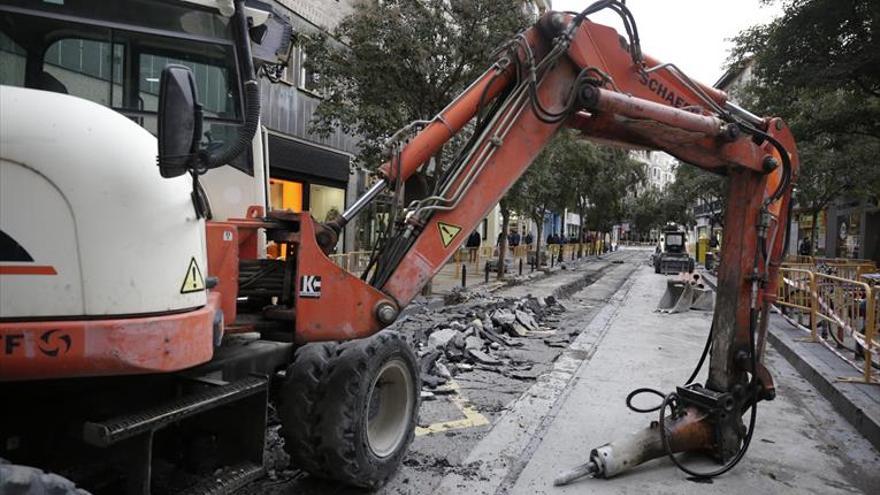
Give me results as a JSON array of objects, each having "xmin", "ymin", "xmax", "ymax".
[{"xmin": 401, "ymin": 292, "xmax": 571, "ymax": 397}]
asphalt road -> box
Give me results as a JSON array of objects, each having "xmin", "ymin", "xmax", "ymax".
[{"xmin": 243, "ymin": 247, "xmax": 878, "ymax": 494}]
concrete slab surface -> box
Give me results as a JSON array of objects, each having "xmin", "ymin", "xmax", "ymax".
[
  {"xmin": 767, "ymin": 312, "xmax": 880, "ymax": 452},
  {"xmin": 466, "ymin": 265, "xmax": 878, "ymax": 494}
]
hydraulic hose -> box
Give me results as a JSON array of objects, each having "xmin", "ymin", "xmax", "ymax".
[{"xmin": 203, "ymin": 0, "xmax": 261, "ymax": 169}]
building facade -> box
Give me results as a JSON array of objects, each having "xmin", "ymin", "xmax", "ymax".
[
  {"xmin": 633, "ymin": 150, "xmax": 677, "ymax": 191},
  {"xmin": 259, "ymin": 0, "xmax": 362, "ymax": 253}
]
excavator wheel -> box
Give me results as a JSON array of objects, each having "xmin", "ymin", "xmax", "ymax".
[
  {"xmin": 278, "ymin": 330, "xmax": 420, "ymax": 489},
  {"xmin": 277, "ymin": 342, "xmax": 337, "ymax": 476},
  {"xmin": 0, "ymin": 459, "xmax": 90, "ymax": 495}
]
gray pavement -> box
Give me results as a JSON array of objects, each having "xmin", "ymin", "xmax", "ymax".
[
  {"xmin": 244, "ymin": 250, "xmax": 878, "ymax": 494},
  {"xmin": 767, "ymin": 312, "xmax": 880, "ymax": 452},
  {"xmin": 440, "ymin": 262, "xmax": 878, "ymax": 494}
]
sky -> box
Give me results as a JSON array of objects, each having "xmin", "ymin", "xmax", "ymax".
[{"xmin": 551, "ymin": 0, "xmax": 782, "ymax": 85}]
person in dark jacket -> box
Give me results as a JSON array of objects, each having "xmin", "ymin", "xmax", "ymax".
[
  {"xmin": 466, "ymin": 230, "xmax": 482, "ymax": 262},
  {"xmin": 509, "ymin": 231, "xmax": 521, "ymax": 248},
  {"xmin": 799, "ymin": 237, "xmax": 812, "ymax": 256}
]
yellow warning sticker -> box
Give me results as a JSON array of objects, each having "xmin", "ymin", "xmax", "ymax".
[
  {"xmin": 437, "ymin": 222, "xmax": 462, "ymax": 248},
  {"xmin": 180, "ymin": 257, "xmax": 206, "ymax": 294}
]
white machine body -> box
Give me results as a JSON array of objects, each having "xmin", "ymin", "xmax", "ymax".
[{"xmin": 0, "ymin": 86, "xmax": 207, "ymax": 318}]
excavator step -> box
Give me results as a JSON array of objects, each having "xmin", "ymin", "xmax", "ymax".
[
  {"xmin": 179, "ymin": 461, "xmax": 265, "ymax": 495},
  {"xmin": 82, "ymin": 376, "xmax": 268, "ymax": 447}
]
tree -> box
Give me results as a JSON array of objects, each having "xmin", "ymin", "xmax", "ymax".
[
  {"xmin": 582, "ymin": 147, "xmax": 644, "ymax": 242},
  {"xmin": 556, "ymin": 131, "xmax": 602, "ymax": 255},
  {"xmin": 304, "ymin": 1, "xmax": 531, "ymax": 167},
  {"xmin": 729, "ymin": 0, "xmax": 880, "ymax": 253},
  {"xmin": 505, "ymin": 134, "xmax": 570, "ymax": 267},
  {"xmin": 627, "ymin": 188, "xmax": 665, "ymax": 241},
  {"xmin": 666, "ymin": 163, "xmax": 728, "ymax": 232}
]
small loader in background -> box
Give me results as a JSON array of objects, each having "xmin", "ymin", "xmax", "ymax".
[{"xmin": 653, "ymin": 229, "xmax": 696, "ymax": 275}]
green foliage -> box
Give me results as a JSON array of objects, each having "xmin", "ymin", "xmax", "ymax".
[
  {"xmin": 505, "ymin": 131, "xmax": 573, "ymax": 245},
  {"xmin": 304, "ymin": 0, "xmax": 530, "ymax": 167},
  {"xmin": 627, "ymin": 188, "xmax": 666, "ymax": 238},
  {"xmin": 666, "ymin": 164, "xmax": 728, "ymax": 228},
  {"xmin": 581, "ymin": 147, "xmax": 644, "ymax": 234},
  {"xmin": 504, "ymin": 131, "xmax": 643, "ymax": 245},
  {"xmin": 728, "ymin": 0, "xmax": 880, "ymax": 213}
]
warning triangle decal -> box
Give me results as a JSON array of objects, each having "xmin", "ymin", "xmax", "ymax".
[
  {"xmin": 437, "ymin": 222, "xmax": 462, "ymax": 248},
  {"xmin": 180, "ymin": 257, "xmax": 206, "ymax": 293}
]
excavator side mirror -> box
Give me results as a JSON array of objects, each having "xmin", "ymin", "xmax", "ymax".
[{"xmin": 157, "ymin": 64, "xmax": 203, "ymax": 179}]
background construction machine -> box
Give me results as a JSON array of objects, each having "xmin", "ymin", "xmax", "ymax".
[
  {"xmin": 1, "ymin": 0, "xmax": 798, "ymax": 493},
  {"xmin": 653, "ymin": 228, "xmax": 697, "ymax": 274}
]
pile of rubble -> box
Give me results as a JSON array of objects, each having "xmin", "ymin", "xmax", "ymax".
[{"xmin": 413, "ymin": 294, "xmax": 568, "ymax": 398}]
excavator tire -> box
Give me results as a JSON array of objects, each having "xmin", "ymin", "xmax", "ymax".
[
  {"xmin": 0, "ymin": 459, "xmax": 90, "ymax": 495},
  {"xmin": 277, "ymin": 342, "xmax": 337, "ymax": 476},
  {"xmin": 279, "ymin": 330, "xmax": 419, "ymax": 489}
]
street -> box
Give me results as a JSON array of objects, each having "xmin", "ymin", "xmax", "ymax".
[
  {"xmin": 248, "ymin": 247, "xmax": 878, "ymax": 494},
  {"xmin": 2, "ymin": 2, "xmax": 878, "ymax": 494}
]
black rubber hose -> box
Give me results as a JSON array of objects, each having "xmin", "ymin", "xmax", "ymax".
[
  {"xmin": 625, "ymin": 319, "xmax": 714, "ymax": 414},
  {"xmin": 204, "ymin": 0, "xmax": 261, "ymax": 169}
]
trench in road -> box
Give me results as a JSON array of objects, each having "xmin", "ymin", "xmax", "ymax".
[
  {"xmin": 431, "ymin": 253, "xmax": 642, "ymax": 495},
  {"xmin": 388, "ymin": 250, "xmax": 645, "ymax": 494}
]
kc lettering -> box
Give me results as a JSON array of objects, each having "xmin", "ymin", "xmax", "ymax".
[{"xmin": 300, "ymin": 275, "xmax": 322, "ymax": 298}]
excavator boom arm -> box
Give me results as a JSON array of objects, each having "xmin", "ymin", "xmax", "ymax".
[{"xmin": 299, "ymin": 3, "xmax": 798, "ymax": 480}]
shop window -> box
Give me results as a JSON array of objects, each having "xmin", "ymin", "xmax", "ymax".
[
  {"xmin": 269, "ymin": 178, "xmax": 303, "ymax": 212},
  {"xmin": 309, "ymin": 183, "xmax": 345, "ymax": 223},
  {"xmin": 837, "ymin": 213, "xmax": 861, "ymax": 259}
]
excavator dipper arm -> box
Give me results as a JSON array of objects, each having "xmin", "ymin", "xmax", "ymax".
[{"xmin": 300, "ymin": 1, "xmax": 798, "ymax": 481}]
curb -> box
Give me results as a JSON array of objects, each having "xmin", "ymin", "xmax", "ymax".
[{"xmin": 766, "ymin": 317, "xmax": 880, "ymax": 452}]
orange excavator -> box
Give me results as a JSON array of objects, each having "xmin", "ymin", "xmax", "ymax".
[{"xmin": 0, "ymin": 0, "xmax": 797, "ymax": 492}]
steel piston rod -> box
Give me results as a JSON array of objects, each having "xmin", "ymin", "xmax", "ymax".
[
  {"xmin": 583, "ymin": 85, "xmax": 726, "ymax": 136},
  {"xmin": 724, "ymin": 101, "xmax": 765, "ymax": 128},
  {"xmin": 341, "ymin": 180, "xmax": 387, "ymax": 223}
]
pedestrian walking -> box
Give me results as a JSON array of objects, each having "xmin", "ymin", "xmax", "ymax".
[
  {"xmin": 509, "ymin": 231, "xmax": 521, "ymax": 248},
  {"xmin": 466, "ymin": 230, "xmax": 481, "ymax": 263},
  {"xmin": 799, "ymin": 236, "xmax": 812, "ymax": 256}
]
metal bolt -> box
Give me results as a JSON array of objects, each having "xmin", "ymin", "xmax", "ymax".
[
  {"xmin": 578, "ymin": 84, "xmax": 600, "ymax": 109},
  {"xmin": 721, "ymin": 123, "xmax": 740, "ymax": 142},
  {"xmin": 376, "ymin": 302, "xmax": 398, "ymax": 325},
  {"xmin": 762, "ymin": 155, "xmax": 779, "ymax": 173}
]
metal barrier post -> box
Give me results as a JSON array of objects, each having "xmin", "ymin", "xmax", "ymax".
[
  {"xmin": 864, "ymin": 286, "xmax": 875, "ymax": 383},
  {"xmin": 484, "ymin": 262, "xmax": 490, "ymax": 284},
  {"xmin": 519, "ymin": 258, "xmax": 523, "ymax": 276},
  {"xmin": 809, "ymin": 271, "xmax": 819, "ymax": 342},
  {"xmin": 461, "ymin": 263, "xmax": 467, "ymax": 288}
]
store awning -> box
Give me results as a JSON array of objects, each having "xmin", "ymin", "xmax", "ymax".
[{"xmin": 268, "ymin": 134, "xmax": 350, "ymax": 183}]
